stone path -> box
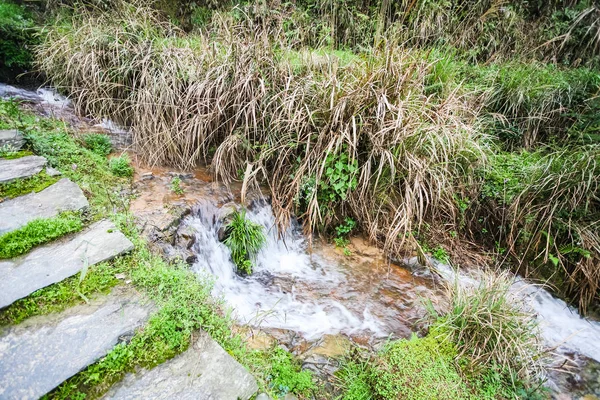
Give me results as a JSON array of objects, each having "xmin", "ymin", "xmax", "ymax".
[
  {"xmin": 0, "ymin": 178, "xmax": 88, "ymax": 234},
  {"xmin": 103, "ymin": 330, "xmax": 258, "ymax": 400},
  {"xmin": 0, "ymin": 133, "xmax": 258, "ymax": 399},
  {"xmin": 0, "ymin": 287, "xmax": 153, "ymax": 400},
  {"xmin": 0, "ymin": 155, "xmax": 47, "ymax": 183},
  {"xmin": 0, "ymin": 220, "xmax": 134, "ymax": 308}
]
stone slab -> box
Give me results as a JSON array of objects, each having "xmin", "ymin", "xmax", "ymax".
[
  {"xmin": 0, "ymin": 155, "xmax": 47, "ymax": 183},
  {"xmin": 0, "ymin": 220, "xmax": 134, "ymax": 308},
  {"xmin": 0, "ymin": 129, "xmax": 24, "ymax": 151},
  {"xmin": 0, "ymin": 178, "xmax": 88, "ymax": 235},
  {"xmin": 0, "ymin": 287, "xmax": 153, "ymax": 400},
  {"xmin": 103, "ymin": 330, "xmax": 258, "ymax": 400}
]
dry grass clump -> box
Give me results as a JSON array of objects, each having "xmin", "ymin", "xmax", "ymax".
[
  {"xmin": 37, "ymin": 1, "xmax": 485, "ymax": 259},
  {"xmin": 431, "ymin": 271, "xmax": 546, "ymax": 387}
]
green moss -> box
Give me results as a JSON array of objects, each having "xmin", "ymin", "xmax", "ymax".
[
  {"xmin": 1, "ymin": 150, "xmax": 34, "ymax": 159},
  {"xmin": 0, "ymin": 212, "xmax": 83, "ymax": 259},
  {"xmin": 0, "ymin": 171, "xmax": 59, "ymax": 200}
]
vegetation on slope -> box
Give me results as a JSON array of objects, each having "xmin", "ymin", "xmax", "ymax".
[{"xmin": 34, "ymin": 1, "xmax": 600, "ymax": 315}]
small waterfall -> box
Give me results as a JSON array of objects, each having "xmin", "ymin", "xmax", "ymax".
[{"xmin": 186, "ymin": 201, "xmax": 389, "ymax": 340}]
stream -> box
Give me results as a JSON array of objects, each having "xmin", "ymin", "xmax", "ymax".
[{"xmin": 2, "ymin": 82, "xmax": 600, "ymax": 399}]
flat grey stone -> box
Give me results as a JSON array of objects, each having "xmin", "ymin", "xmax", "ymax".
[
  {"xmin": 103, "ymin": 330, "xmax": 258, "ymax": 400},
  {"xmin": 0, "ymin": 129, "xmax": 24, "ymax": 151},
  {"xmin": 0, "ymin": 220, "xmax": 134, "ymax": 308},
  {"xmin": 0, "ymin": 155, "xmax": 47, "ymax": 183},
  {"xmin": 45, "ymin": 166, "xmax": 62, "ymax": 176},
  {"xmin": 0, "ymin": 178, "xmax": 88, "ymax": 235},
  {"xmin": 0, "ymin": 287, "xmax": 153, "ymax": 400}
]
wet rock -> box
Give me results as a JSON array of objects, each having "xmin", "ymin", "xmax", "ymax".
[
  {"xmin": 0, "ymin": 129, "xmax": 24, "ymax": 151},
  {"xmin": 0, "ymin": 220, "xmax": 134, "ymax": 308},
  {"xmin": 255, "ymin": 394, "xmax": 272, "ymax": 400},
  {"xmin": 0, "ymin": 287, "xmax": 153, "ymax": 400},
  {"xmin": 216, "ymin": 202, "xmax": 239, "ymax": 242},
  {"xmin": 161, "ymin": 244, "xmax": 197, "ymax": 266},
  {"xmin": 0, "ymin": 155, "xmax": 47, "ymax": 183},
  {"xmin": 176, "ymin": 225, "xmax": 197, "ymax": 249},
  {"xmin": 136, "ymin": 205, "xmax": 191, "ymax": 244},
  {"xmin": 0, "ymin": 178, "xmax": 88, "ymax": 235},
  {"xmin": 283, "ymin": 395, "xmax": 299, "ymax": 400},
  {"xmin": 139, "ymin": 172, "xmax": 154, "ymax": 181},
  {"xmin": 103, "ymin": 330, "xmax": 258, "ymax": 400},
  {"xmin": 167, "ymin": 171, "xmax": 194, "ymax": 180}
]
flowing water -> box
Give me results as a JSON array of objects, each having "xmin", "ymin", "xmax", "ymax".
[{"xmin": 186, "ymin": 200, "xmax": 436, "ymax": 344}]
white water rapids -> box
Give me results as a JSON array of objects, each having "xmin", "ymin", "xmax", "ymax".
[
  {"xmin": 187, "ymin": 201, "xmax": 389, "ymax": 340},
  {"xmin": 186, "ymin": 200, "xmax": 600, "ymax": 370}
]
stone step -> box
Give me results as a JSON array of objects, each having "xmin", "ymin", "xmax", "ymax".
[
  {"xmin": 0, "ymin": 155, "xmax": 47, "ymax": 183},
  {"xmin": 0, "ymin": 178, "xmax": 89, "ymax": 235},
  {"xmin": 0, "ymin": 220, "xmax": 134, "ymax": 309},
  {"xmin": 0, "ymin": 287, "xmax": 153, "ymax": 400},
  {"xmin": 0, "ymin": 129, "xmax": 24, "ymax": 151},
  {"xmin": 103, "ymin": 330, "xmax": 258, "ymax": 400}
]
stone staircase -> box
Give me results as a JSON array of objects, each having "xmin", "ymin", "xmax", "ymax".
[{"xmin": 0, "ymin": 130, "xmax": 258, "ymax": 400}]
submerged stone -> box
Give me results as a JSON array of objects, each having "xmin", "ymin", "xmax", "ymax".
[
  {"xmin": 103, "ymin": 330, "xmax": 258, "ymax": 400},
  {"xmin": 0, "ymin": 178, "xmax": 88, "ymax": 235},
  {"xmin": 0, "ymin": 155, "xmax": 47, "ymax": 183},
  {"xmin": 0, "ymin": 287, "xmax": 153, "ymax": 400},
  {"xmin": 0, "ymin": 220, "xmax": 134, "ymax": 308}
]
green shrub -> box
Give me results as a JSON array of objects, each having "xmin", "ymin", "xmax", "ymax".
[
  {"xmin": 82, "ymin": 133, "xmax": 112, "ymax": 156},
  {"xmin": 170, "ymin": 176, "xmax": 184, "ymax": 195},
  {"xmin": 223, "ymin": 209, "xmax": 265, "ymax": 275},
  {"xmin": 0, "ymin": 213, "xmax": 83, "ymax": 259},
  {"xmin": 0, "ymin": 0, "xmax": 36, "ymax": 73},
  {"xmin": 109, "ymin": 154, "xmax": 134, "ymax": 177}
]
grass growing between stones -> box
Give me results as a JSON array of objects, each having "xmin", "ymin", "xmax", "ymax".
[
  {"xmin": 0, "ymin": 170, "xmax": 59, "ymax": 200},
  {"xmin": 0, "ymin": 261, "xmax": 121, "ymax": 326},
  {"xmin": 0, "ymin": 212, "xmax": 83, "ymax": 259}
]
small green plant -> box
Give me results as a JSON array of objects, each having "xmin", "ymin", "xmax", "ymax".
[
  {"xmin": 0, "ymin": 212, "xmax": 83, "ymax": 259},
  {"xmin": 0, "ymin": 143, "xmax": 18, "ymax": 158},
  {"xmin": 109, "ymin": 154, "xmax": 134, "ymax": 177},
  {"xmin": 82, "ymin": 133, "xmax": 112, "ymax": 156},
  {"xmin": 267, "ymin": 347, "xmax": 315, "ymax": 397},
  {"xmin": 223, "ymin": 209, "xmax": 266, "ymax": 275},
  {"xmin": 170, "ymin": 176, "xmax": 184, "ymax": 195},
  {"xmin": 319, "ymin": 150, "xmax": 358, "ymax": 204}
]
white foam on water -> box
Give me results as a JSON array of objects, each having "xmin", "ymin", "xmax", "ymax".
[
  {"xmin": 37, "ymin": 88, "xmax": 71, "ymax": 108},
  {"xmin": 512, "ymin": 279, "xmax": 600, "ymax": 362},
  {"xmin": 187, "ymin": 201, "xmax": 388, "ymax": 340},
  {"xmin": 94, "ymin": 118, "xmax": 129, "ymax": 134}
]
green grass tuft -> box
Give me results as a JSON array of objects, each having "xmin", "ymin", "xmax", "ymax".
[
  {"xmin": 223, "ymin": 209, "xmax": 266, "ymax": 275},
  {"xmin": 109, "ymin": 154, "xmax": 134, "ymax": 177},
  {"xmin": 82, "ymin": 133, "xmax": 112, "ymax": 157},
  {"xmin": 0, "ymin": 212, "xmax": 83, "ymax": 259}
]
